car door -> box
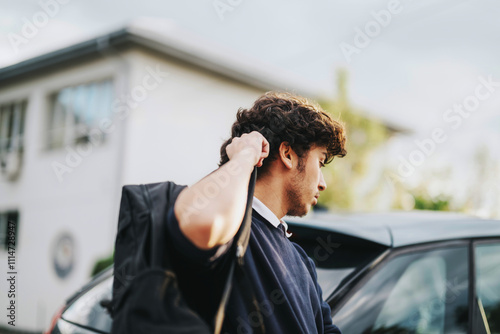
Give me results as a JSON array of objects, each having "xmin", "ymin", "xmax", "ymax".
[
  {"xmin": 331, "ymin": 241, "xmax": 470, "ymax": 334},
  {"xmin": 472, "ymin": 239, "xmax": 500, "ymax": 334}
]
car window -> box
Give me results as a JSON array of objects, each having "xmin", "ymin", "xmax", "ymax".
[
  {"xmin": 475, "ymin": 242, "xmax": 500, "ymax": 333},
  {"xmin": 288, "ymin": 225, "xmax": 388, "ymax": 298},
  {"xmin": 316, "ymin": 267, "xmax": 355, "ymax": 299},
  {"xmin": 61, "ymin": 276, "xmax": 113, "ymax": 332},
  {"xmin": 373, "ymin": 256, "xmax": 447, "ymax": 333},
  {"xmin": 333, "ymin": 246, "xmax": 469, "ymax": 334}
]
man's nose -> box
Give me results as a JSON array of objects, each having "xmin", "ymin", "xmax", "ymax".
[{"xmin": 318, "ymin": 172, "xmax": 327, "ymax": 191}]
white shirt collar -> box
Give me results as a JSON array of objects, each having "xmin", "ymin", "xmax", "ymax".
[{"xmin": 252, "ymin": 196, "xmax": 292, "ymax": 238}]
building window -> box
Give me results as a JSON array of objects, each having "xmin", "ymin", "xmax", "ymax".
[
  {"xmin": 0, "ymin": 211, "xmax": 19, "ymax": 251},
  {"xmin": 0, "ymin": 100, "xmax": 26, "ymax": 179},
  {"xmin": 47, "ymin": 79, "xmax": 113, "ymax": 149}
]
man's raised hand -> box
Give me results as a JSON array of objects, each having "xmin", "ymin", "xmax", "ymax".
[{"xmin": 226, "ymin": 131, "xmax": 270, "ymax": 167}]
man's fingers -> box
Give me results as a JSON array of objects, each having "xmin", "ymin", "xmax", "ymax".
[
  {"xmin": 256, "ymin": 133, "xmax": 269, "ymax": 168},
  {"xmin": 261, "ymin": 138, "xmax": 270, "ymax": 157},
  {"xmin": 227, "ymin": 131, "xmax": 270, "ymax": 167}
]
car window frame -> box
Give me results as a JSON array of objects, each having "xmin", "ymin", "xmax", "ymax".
[
  {"xmin": 330, "ymin": 239, "xmax": 472, "ymax": 333},
  {"xmin": 471, "ymin": 238, "xmax": 500, "ymax": 334}
]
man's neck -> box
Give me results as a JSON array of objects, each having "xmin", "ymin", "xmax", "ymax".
[{"xmin": 254, "ymin": 177, "xmax": 287, "ymax": 220}]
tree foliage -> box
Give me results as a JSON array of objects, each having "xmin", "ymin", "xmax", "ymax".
[{"xmin": 317, "ymin": 69, "xmax": 396, "ymax": 210}]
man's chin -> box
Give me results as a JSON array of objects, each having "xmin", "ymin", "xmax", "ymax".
[{"xmin": 287, "ymin": 205, "xmax": 311, "ymax": 217}]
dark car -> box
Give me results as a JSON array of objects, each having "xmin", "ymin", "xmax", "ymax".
[{"xmin": 46, "ymin": 211, "xmax": 500, "ymax": 334}]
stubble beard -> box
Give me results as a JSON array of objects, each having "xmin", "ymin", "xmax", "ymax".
[{"xmin": 285, "ymin": 164, "xmax": 309, "ymax": 217}]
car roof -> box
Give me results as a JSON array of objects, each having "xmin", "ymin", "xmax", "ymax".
[{"xmin": 285, "ymin": 210, "xmax": 500, "ymax": 248}]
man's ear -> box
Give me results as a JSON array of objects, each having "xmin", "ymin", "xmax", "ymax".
[{"xmin": 279, "ymin": 142, "xmax": 294, "ymax": 170}]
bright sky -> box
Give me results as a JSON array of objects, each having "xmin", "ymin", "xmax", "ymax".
[{"xmin": 1, "ymin": 0, "xmax": 499, "ymax": 213}]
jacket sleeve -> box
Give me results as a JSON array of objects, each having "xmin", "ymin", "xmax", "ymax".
[
  {"xmin": 300, "ymin": 250, "xmax": 342, "ymax": 334},
  {"xmin": 320, "ymin": 298, "xmax": 342, "ymax": 334},
  {"xmin": 165, "ymin": 206, "xmax": 233, "ymax": 267}
]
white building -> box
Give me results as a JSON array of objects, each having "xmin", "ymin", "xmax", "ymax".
[{"xmin": 0, "ymin": 19, "xmax": 322, "ymax": 332}]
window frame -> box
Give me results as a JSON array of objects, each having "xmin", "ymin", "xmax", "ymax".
[
  {"xmin": 44, "ymin": 78, "xmax": 114, "ymax": 151},
  {"xmin": 0, "ymin": 210, "xmax": 20, "ymax": 252},
  {"xmin": 471, "ymin": 238, "xmax": 500, "ymax": 334},
  {"xmin": 0, "ymin": 100, "xmax": 27, "ymax": 160}
]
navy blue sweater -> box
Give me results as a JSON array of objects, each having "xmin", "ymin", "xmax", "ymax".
[{"xmin": 166, "ymin": 207, "xmax": 342, "ymax": 334}]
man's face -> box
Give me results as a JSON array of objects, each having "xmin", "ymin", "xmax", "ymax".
[{"xmin": 285, "ymin": 145, "xmax": 327, "ymax": 217}]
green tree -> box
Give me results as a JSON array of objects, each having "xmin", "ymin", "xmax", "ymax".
[
  {"xmin": 91, "ymin": 251, "xmax": 114, "ymax": 277},
  {"xmin": 318, "ymin": 69, "xmax": 401, "ymax": 210}
]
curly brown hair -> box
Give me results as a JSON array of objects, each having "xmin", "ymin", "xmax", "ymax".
[{"xmin": 219, "ymin": 91, "xmax": 347, "ymax": 175}]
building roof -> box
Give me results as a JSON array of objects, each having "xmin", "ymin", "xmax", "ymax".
[
  {"xmin": 286, "ymin": 210, "xmax": 500, "ymax": 248},
  {"xmin": 0, "ymin": 18, "xmax": 325, "ymax": 97}
]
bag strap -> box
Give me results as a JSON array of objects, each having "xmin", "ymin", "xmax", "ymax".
[
  {"xmin": 214, "ymin": 167, "xmax": 259, "ymax": 334},
  {"xmin": 235, "ymin": 166, "xmax": 258, "ymax": 265}
]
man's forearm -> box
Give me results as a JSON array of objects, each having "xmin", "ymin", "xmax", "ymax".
[{"xmin": 174, "ymin": 154, "xmax": 255, "ymax": 250}]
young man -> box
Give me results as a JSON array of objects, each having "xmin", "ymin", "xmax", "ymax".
[{"xmin": 166, "ymin": 92, "xmax": 346, "ymax": 333}]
